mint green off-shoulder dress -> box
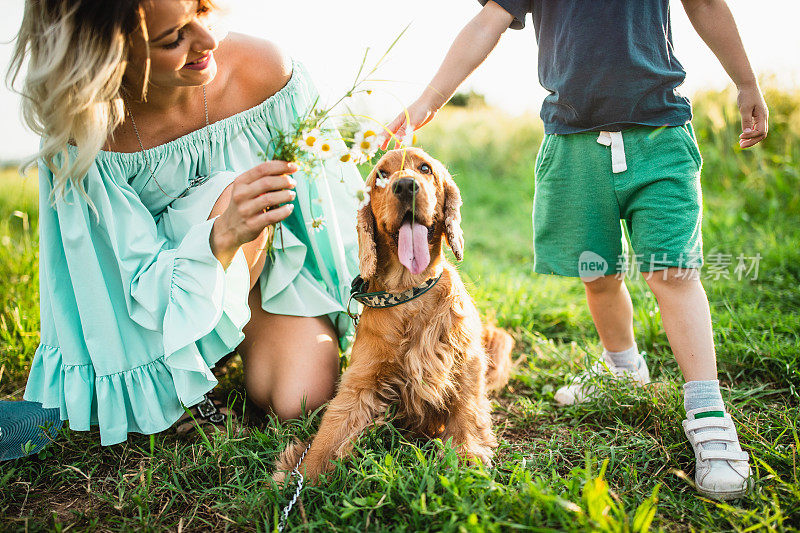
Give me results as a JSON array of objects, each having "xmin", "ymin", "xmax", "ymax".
[{"xmin": 23, "ymin": 61, "xmax": 362, "ymax": 445}]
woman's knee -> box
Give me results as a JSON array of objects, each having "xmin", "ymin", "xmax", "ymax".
[
  {"xmin": 267, "ymin": 377, "xmax": 337, "ymax": 421},
  {"xmin": 243, "ymin": 347, "xmax": 339, "ymax": 421},
  {"xmin": 268, "ymin": 346, "xmax": 338, "ymax": 420},
  {"xmin": 241, "ymin": 314, "xmax": 340, "ymax": 420}
]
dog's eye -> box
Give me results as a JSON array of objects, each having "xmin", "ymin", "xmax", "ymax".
[
  {"xmin": 377, "ymin": 169, "xmax": 389, "ymax": 179},
  {"xmin": 419, "ymin": 163, "xmax": 432, "ymax": 174}
]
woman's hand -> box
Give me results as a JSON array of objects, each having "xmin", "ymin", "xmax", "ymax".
[{"xmin": 210, "ymin": 161, "xmax": 297, "ymax": 266}]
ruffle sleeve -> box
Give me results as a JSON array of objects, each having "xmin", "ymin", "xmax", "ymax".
[{"xmin": 24, "ymin": 159, "xmax": 251, "ymax": 445}]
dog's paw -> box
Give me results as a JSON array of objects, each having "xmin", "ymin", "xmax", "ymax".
[
  {"xmin": 272, "ymin": 469, "xmax": 288, "ymax": 485},
  {"xmin": 478, "ymin": 452, "xmax": 494, "ymax": 469},
  {"xmin": 272, "ymin": 439, "xmax": 311, "ymax": 485},
  {"xmin": 460, "ymin": 446, "xmax": 494, "ymax": 468}
]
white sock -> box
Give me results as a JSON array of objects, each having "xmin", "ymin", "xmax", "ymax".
[
  {"xmin": 684, "ymin": 379, "xmax": 727, "ymax": 452},
  {"xmin": 602, "ymin": 344, "xmax": 640, "ymax": 370},
  {"xmin": 684, "ymin": 379, "xmax": 725, "ymax": 412}
]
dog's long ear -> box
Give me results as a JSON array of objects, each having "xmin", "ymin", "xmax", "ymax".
[
  {"xmin": 357, "ymin": 191, "xmax": 378, "ymax": 280},
  {"xmin": 442, "ymin": 169, "xmax": 464, "ymax": 261}
]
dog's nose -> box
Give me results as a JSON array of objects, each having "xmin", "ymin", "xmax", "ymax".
[{"xmin": 392, "ymin": 178, "xmax": 419, "ymax": 200}]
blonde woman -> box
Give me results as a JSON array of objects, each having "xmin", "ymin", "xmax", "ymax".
[{"xmin": 9, "ymin": 0, "xmax": 362, "ymax": 445}]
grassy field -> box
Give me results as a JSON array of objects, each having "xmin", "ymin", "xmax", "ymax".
[{"xmin": 1, "ymin": 87, "xmax": 799, "ymax": 531}]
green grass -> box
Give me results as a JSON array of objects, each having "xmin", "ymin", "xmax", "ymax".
[{"xmin": 1, "ymin": 87, "xmax": 799, "ymax": 531}]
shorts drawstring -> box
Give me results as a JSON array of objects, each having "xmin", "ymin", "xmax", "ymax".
[{"xmin": 597, "ymin": 131, "xmax": 627, "ymax": 173}]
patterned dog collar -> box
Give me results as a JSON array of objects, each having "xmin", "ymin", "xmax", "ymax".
[{"xmin": 350, "ymin": 271, "xmax": 443, "ymax": 309}]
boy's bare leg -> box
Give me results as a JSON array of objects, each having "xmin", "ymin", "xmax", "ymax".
[
  {"xmin": 643, "ymin": 268, "xmax": 717, "ymax": 381},
  {"xmin": 580, "ymin": 269, "xmax": 718, "ymax": 381},
  {"xmin": 555, "ymin": 274, "xmax": 648, "ymax": 406},
  {"xmin": 583, "ymin": 274, "xmax": 635, "ymax": 352},
  {"xmin": 645, "ymin": 267, "xmax": 750, "ymax": 499}
]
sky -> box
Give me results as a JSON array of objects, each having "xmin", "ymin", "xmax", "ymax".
[{"xmin": 0, "ymin": 0, "xmax": 798, "ymax": 161}]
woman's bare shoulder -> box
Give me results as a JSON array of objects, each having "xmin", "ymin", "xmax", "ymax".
[{"xmin": 217, "ymin": 33, "xmax": 293, "ymax": 105}]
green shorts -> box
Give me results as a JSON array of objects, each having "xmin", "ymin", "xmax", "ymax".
[{"xmin": 533, "ymin": 124, "xmax": 704, "ymax": 278}]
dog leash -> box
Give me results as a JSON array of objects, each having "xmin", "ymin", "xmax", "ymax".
[
  {"xmin": 346, "ymin": 272, "xmax": 443, "ymax": 327},
  {"xmin": 277, "ymin": 443, "xmax": 312, "ymax": 532}
]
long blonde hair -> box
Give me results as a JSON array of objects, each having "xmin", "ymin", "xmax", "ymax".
[{"xmin": 8, "ymin": 0, "xmax": 148, "ymax": 207}]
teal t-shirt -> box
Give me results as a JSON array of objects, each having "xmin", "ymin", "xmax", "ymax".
[{"xmin": 479, "ymin": 0, "xmax": 693, "ymax": 134}]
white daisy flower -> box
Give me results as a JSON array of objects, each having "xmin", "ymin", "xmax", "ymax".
[
  {"xmin": 340, "ymin": 149, "xmax": 367, "ymax": 164},
  {"xmin": 315, "ymin": 135, "xmax": 341, "ymax": 160},
  {"xmin": 355, "ymin": 185, "xmax": 371, "ymax": 209},
  {"xmin": 353, "ymin": 128, "xmax": 380, "ymax": 160},
  {"xmin": 308, "ymin": 216, "xmax": 327, "ymax": 233},
  {"xmin": 347, "ymin": 148, "xmax": 369, "ymax": 165},
  {"xmin": 375, "ymin": 176, "xmax": 391, "ymax": 189},
  {"xmin": 298, "ymin": 129, "xmax": 322, "ymax": 152}
]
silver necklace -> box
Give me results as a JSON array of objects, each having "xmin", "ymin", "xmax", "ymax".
[{"xmin": 126, "ymin": 85, "xmax": 213, "ymax": 199}]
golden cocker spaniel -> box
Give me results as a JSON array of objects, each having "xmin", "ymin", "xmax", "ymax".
[{"xmin": 275, "ymin": 148, "xmax": 513, "ymax": 482}]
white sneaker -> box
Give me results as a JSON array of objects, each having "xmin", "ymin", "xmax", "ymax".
[
  {"xmin": 554, "ymin": 354, "xmax": 650, "ymax": 406},
  {"xmin": 683, "ymin": 408, "xmax": 752, "ymax": 500}
]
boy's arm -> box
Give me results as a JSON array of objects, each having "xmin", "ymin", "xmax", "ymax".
[
  {"xmin": 382, "ymin": 1, "xmax": 515, "ymax": 147},
  {"xmin": 681, "ymin": 0, "xmax": 768, "ymax": 148}
]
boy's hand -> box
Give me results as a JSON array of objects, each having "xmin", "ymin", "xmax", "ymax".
[
  {"xmin": 680, "ymin": 0, "xmax": 768, "ymax": 149},
  {"xmin": 380, "ymin": 0, "xmax": 515, "ymax": 150},
  {"xmin": 381, "ymin": 92, "xmax": 441, "ymax": 149},
  {"xmin": 737, "ymin": 84, "xmax": 768, "ymax": 149}
]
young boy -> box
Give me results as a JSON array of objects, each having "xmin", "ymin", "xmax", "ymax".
[{"xmin": 384, "ymin": 0, "xmax": 768, "ymax": 500}]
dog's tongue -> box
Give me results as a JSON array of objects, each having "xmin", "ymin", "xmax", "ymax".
[{"xmin": 398, "ymin": 220, "xmax": 430, "ymax": 275}]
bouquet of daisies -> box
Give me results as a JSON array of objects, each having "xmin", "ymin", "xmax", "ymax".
[{"xmin": 261, "ymin": 30, "xmax": 412, "ymax": 252}]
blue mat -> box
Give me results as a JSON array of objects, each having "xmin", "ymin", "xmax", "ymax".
[{"xmin": 0, "ymin": 400, "xmax": 63, "ymax": 461}]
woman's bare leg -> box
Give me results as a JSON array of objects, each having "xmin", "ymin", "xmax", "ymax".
[{"xmin": 237, "ymin": 285, "xmax": 340, "ymax": 420}]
